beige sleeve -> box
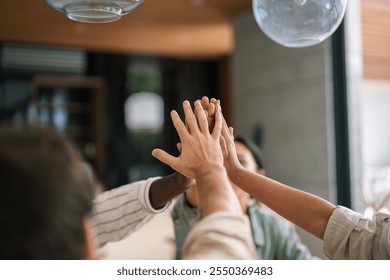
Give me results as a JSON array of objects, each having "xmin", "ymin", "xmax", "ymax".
[
  {"xmin": 323, "ymin": 206, "xmax": 390, "ymax": 259},
  {"xmin": 181, "ymin": 212, "xmax": 257, "ymax": 260}
]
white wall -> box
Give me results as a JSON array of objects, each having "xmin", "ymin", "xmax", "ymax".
[
  {"xmin": 360, "ymin": 80, "xmax": 390, "ymax": 216},
  {"xmin": 231, "ymin": 10, "xmax": 337, "ymax": 259},
  {"xmin": 361, "ymin": 80, "xmax": 390, "ymax": 167},
  {"xmin": 344, "ymin": 2, "xmax": 390, "ymax": 214}
]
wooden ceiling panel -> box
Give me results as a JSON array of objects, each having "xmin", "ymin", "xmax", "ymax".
[{"xmin": 0, "ymin": 0, "xmax": 252, "ymax": 58}]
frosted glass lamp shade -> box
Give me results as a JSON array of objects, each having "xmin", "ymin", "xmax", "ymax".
[
  {"xmin": 45, "ymin": 0, "xmax": 144, "ymax": 23},
  {"xmin": 125, "ymin": 92, "xmax": 164, "ymax": 131},
  {"xmin": 252, "ymin": 0, "xmax": 348, "ymax": 47}
]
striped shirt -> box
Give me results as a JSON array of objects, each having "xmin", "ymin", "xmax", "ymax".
[{"xmin": 92, "ymin": 177, "xmax": 170, "ymax": 247}]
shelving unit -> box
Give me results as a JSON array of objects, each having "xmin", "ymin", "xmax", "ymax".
[{"xmin": 31, "ymin": 75, "xmax": 106, "ymax": 182}]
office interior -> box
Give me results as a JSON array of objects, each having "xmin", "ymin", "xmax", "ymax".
[{"xmin": 1, "ymin": 0, "xmax": 389, "ymax": 259}]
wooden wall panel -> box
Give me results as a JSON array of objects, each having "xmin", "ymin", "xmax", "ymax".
[{"xmin": 361, "ymin": 0, "xmax": 390, "ymax": 80}]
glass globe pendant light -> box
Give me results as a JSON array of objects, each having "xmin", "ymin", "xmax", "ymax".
[
  {"xmin": 45, "ymin": 0, "xmax": 144, "ymax": 23},
  {"xmin": 252, "ymin": 0, "xmax": 348, "ymax": 47}
]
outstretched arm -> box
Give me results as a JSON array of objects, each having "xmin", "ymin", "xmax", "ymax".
[
  {"xmin": 220, "ymin": 116, "xmax": 335, "ymax": 240},
  {"xmin": 149, "ymin": 172, "xmax": 193, "ymax": 209},
  {"xmin": 200, "ymin": 97, "xmax": 332, "ymax": 239}
]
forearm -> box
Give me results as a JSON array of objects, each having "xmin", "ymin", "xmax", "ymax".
[
  {"xmin": 230, "ymin": 167, "xmax": 335, "ymax": 239},
  {"xmin": 196, "ymin": 163, "xmax": 241, "ymax": 219},
  {"xmin": 149, "ymin": 172, "xmax": 193, "ymax": 209}
]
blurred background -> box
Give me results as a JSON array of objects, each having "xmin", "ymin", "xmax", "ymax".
[{"xmin": 1, "ymin": 0, "xmax": 390, "ymax": 258}]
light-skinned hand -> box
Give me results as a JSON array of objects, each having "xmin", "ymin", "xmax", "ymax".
[{"xmin": 152, "ymin": 100, "xmax": 223, "ymax": 179}]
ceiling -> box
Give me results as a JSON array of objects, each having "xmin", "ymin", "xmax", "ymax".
[{"xmin": 0, "ymin": 0, "xmax": 252, "ymax": 58}]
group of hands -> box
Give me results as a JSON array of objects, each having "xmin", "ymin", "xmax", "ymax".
[
  {"xmin": 151, "ymin": 97, "xmax": 244, "ymax": 216},
  {"xmin": 152, "ymin": 96, "xmax": 240, "ymax": 181}
]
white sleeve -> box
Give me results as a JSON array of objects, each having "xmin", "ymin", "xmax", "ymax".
[{"xmin": 92, "ymin": 177, "xmax": 171, "ymax": 247}]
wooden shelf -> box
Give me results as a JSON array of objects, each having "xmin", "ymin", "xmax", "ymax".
[
  {"xmin": 36, "ymin": 102, "xmax": 91, "ymax": 114},
  {"xmin": 32, "ymin": 76, "xmax": 104, "ymax": 89},
  {"xmin": 31, "ymin": 75, "xmax": 106, "ymax": 182}
]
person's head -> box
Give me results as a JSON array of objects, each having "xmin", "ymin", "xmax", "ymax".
[
  {"xmin": 185, "ymin": 135, "xmax": 265, "ymax": 212},
  {"xmin": 0, "ymin": 126, "xmax": 96, "ymax": 259},
  {"xmin": 234, "ymin": 136, "xmax": 265, "ymax": 175}
]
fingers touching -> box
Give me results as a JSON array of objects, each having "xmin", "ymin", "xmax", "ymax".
[
  {"xmin": 194, "ymin": 100, "xmax": 209, "ymax": 133},
  {"xmin": 152, "ymin": 99, "xmax": 226, "ymax": 179}
]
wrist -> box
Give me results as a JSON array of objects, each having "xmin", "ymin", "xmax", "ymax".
[
  {"xmin": 226, "ymin": 164, "xmax": 246, "ymax": 184},
  {"xmin": 149, "ymin": 172, "xmax": 193, "ymax": 209},
  {"xmin": 195, "ymin": 162, "xmax": 226, "ymax": 179},
  {"xmin": 173, "ymin": 172, "xmax": 194, "ymax": 189},
  {"xmin": 195, "ymin": 163, "xmax": 242, "ymax": 219},
  {"xmin": 195, "ymin": 163, "xmax": 229, "ymax": 200}
]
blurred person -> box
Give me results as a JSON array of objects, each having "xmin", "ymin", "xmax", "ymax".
[
  {"xmin": 172, "ymin": 135, "xmax": 318, "ymax": 259},
  {"xmin": 0, "ymin": 128, "xmax": 191, "ymax": 258},
  {"xmin": 0, "ymin": 126, "xmax": 97, "ymax": 259}
]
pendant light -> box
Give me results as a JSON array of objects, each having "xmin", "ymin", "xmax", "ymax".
[
  {"xmin": 44, "ymin": 0, "xmax": 144, "ymax": 23},
  {"xmin": 253, "ymin": 0, "xmax": 348, "ymax": 47}
]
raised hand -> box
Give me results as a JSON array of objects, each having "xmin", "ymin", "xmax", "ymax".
[
  {"xmin": 219, "ymin": 108, "xmax": 243, "ymax": 174},
  {"xmin": 152, "ymin": 100, "xmax": 223, "ymax": 179}
]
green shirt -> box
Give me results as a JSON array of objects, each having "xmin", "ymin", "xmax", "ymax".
[{"xmin": 172, "ymin": 195, "xmax": 318, "ymax": 260}]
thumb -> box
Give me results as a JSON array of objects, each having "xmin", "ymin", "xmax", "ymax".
[
  {"xmin": 152, "ymin": 148, "xmax": 178, "ymax": 169},
  {"xmin": 176, "ymin": 142, "xmax": 182, "ymax": 153}
]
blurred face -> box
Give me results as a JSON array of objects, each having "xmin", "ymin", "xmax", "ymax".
[
  {"xmin": 185, "ymin": 141, "xmax": 263, "ymax": 213},
  {"xmin": 235, "ymin": 141, "xmax": 258, "ymax": 172},
  {"xmin": 231, "ymin": 142, "xmax": 257, "ymax": 211}
]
